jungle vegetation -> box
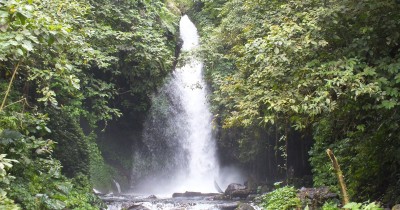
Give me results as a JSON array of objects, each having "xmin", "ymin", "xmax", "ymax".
[
  {"xmin": 0, "ymin": 0, "xmax": 179, "ymax": 208},
  {"xmin": 189, "ymin": 0, "xmax": 400, "ymax": 206},
  {"xmin": 1, "ymin": 0, "xmax": 400, "ymax": 209}
]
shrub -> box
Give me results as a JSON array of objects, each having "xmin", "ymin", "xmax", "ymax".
[{"xmin": 262, "ymin": 186, "xmax": 301, "ymax": 210}]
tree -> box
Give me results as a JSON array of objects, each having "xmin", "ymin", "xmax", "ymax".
[{"xmin": 193, "ymin": 0, "xmax": 400, "ymax": 202}]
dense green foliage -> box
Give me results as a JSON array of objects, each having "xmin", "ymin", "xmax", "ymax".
[
  {"xmin": 262, "ymin": 186, "xmax": 301, "ymax": 210},
  {"xmin": 0, "ymin": 116, "xmax": 104, "ymax": 209},
  {"xmin": 342, "ymin": 202, "xmax": 382, "ymax": 210},
  {"xmin": 191, "ymin": 0, "xmax": 400, "ymax": 204},
  {"xmin": 261, "ymin": 185, "xmax": 384, "ymax": 210},
  {"xmin": 320, "ymin": 200, "xmax": 383, "ymax": 210},
  {"xmin": 2, "ymin": 0, "xmax": 400, "ymax": 207},
  {"xmin": 1, "ymin": 0, "xmax": 179, "ymax": 208}
]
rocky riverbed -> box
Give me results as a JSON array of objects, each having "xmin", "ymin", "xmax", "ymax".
[{"xmin": 101, "ymin": 192, "xmax": 262, "ymax": 210}]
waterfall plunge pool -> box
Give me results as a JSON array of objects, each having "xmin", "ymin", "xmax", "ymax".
[{"xmin": 101, "ymin": 193, "xmax": 262, "ymax": 210}]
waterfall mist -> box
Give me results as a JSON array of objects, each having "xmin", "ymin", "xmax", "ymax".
[{"xmin": 131, "ymin": 15, "xmax": 220, "ymax": 195}]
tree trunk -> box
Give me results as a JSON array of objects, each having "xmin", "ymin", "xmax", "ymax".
[{"xmin": 326, "ymin": 149, "xmax": 349, "ymax": 206}]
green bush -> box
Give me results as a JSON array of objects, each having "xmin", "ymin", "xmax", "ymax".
[
  {"xmin": 0, "ymin": 154, "xmax": 20, "ymax": 210},
  {"xmin": 0, "ymin": 124, "xmax": 105, "ymax": 209},
  {"xmin": 320, "ymin": 201, "xmax": 383, "ymax": 210},
  {"xmin": 262, "ymin": 186, "xmax": 301, "ymax": 210},
  {"xmin": 343, "ymin": 202, "xmax": 383, "ymax": 210},
  {"xmin": 321, "ymin": 201, "xmax": 339, "ymax": 210}
]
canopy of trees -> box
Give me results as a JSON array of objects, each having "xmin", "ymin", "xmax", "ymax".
[
  {"xmin": 1, "ymin": 0, "xmax": 400, "ymax": 208},
  {"xmin": 191, "ymin": 0, "xmax": 400, "ymax": 204},
  {"xmin": 1, "ymin": 0, "xmax": 179, "ymax": 209}
]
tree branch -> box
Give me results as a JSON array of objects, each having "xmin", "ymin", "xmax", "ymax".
[
  {"xmin": 326, "ymin": 148, "xmax": 349, "ymax": 206},
  {"xmin": 1, "ymin": 61, "xmax": 21, "ymax": 112}
]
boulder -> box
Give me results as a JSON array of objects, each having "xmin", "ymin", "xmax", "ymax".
[
  {"xmin": 124, "ymin": 203, "xmax": 151, "ymax": 210},
  {"xmin": 392, "ymin": 204, "xmax": 400, "ymax": 210},
  {"xmin": 172, "ymin": 191, "xmax": 220, "ymax": 198},
  {"xmin": 297, "ymin": 187, "xmax": 338, "ymax": 208},
  {"xmin": 225, "ymin": 183, "xmax": 247, "ymax": 194},
  {"xmin": 235, "ymin": 203, "xmax": 255, "ymax": 210},
  {"xmin": 213, "ymin": 194, "xmax": 230, "ymax": 200},
  {"xmin": 231, "ymin": 189, "xmax": 251, "ymax": 199},
  {"xmin": 258, "ymin": 185, "xmax": 271, "ymax": 194},
  {"xmin": 147, "ymin": 195, "xmax": 157, "ymax": 199},
  {"xmin": 225, "ymin": 183, "xmax": 250, "ymax": 199},
  {"xmin": 218, "ymin": 203, "xmax": 239, "ymax": 210},
  {"xmin": 245, "ymin": 194, "xmax": 258, "ymax": 201}
]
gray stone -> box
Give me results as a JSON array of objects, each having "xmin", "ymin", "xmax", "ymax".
[
  {"xmin": 225, "ymin": 183, "xmax": 247, "ymax": 195},
  {"xmin": 218, "ymin": 203, "xmax": 239, "ymax": 210},
  {"xmin": 225, "ymin": 183, "xmax": 250, "ymax": 199},
  {"xmin": 230, "ymin": 189, "xmax": 251, "ymax": 199},
  {"xmin": 172, "ymin": 191, "xmax": 220, "ymax": 198},
  {"xmin": 235, "ymin": 203, "xmax": 255, "ymax": 210},
  {"xmin": 213, "ymin": 194, "xmax": 230, "ymax": 200},
  {"xmin": 126, "ymin": 203, "xmax": 151, "ymax": 210},
  {"xmin": 297, "ymin": 187, "xmax": 338, "ymax": 208},
  {"xmin": 392, "ymin": 204, "xmax": 400, "ymax": 210}
]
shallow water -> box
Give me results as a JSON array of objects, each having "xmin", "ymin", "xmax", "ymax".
[{"xmin": 102, "ymin": 193, "xmax": 262, "ymax": 210}]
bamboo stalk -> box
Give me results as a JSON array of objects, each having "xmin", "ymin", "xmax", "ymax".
[
  {"xmin": 326, "ymin": 149, "xmax": 349, "ymax": 206},
  {"xmin": 1, "ymin": 61, "xmax": 21, "ymax": 111}
]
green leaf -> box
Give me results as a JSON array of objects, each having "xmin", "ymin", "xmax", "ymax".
[
  {"xmin": 21, "ymin": 40, "xmax": 33, "ymax": 51},
  {"xmin": 362, "ymin": 67, "xmax": 376, "ymax": 76},
  {"xmin": 343, "ymin": 202, "xmax": 362, "ymax": 209},
  {"xmin": 16, "ymin": 12, "xmax": 27, "ymax": 25},
  {"xmin": 381, "ymin": 100, "xmax": 396, "ymax": 109},
  {"xmin": 15, "ymin": 34, "xmax": 24, "ymax": 41},
  {"xmin": 0, "ymin": 10, "xmax": 8, "ymax": 18},
  {"xmin": 16, "ymin": 48, "xmax": 24, "ymax": 56},
  {"xmin": 274, "ymin": 47, "xmax": 279, "ymax": 54}
]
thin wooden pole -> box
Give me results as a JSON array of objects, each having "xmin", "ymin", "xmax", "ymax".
[
  {"xmin": 326, "ymin": 149, "xmax": 349, "ymax": 206},
  {"xmin": 1, "ymin": 61, "xmax": 21, "ymax": 111}
]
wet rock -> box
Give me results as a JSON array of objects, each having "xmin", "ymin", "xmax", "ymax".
[
  {"xmin": 213, "ymin": 194, "xmax": 230, "ymax": 200},
  {"xmin": 297, "ymin": 187, "xmax": 338, "ymax": 208},
  {"xmin": 225, "ymin": 183, "xmax": 247, "ymax": 195},
  {"xmin": 230, "ymin": 189, "xmax": 251, "ymax": 199},
  {"xmin": 253, "ymin": 195, "xmax": 263, "ymax": 204},
  {"xmin": 224, "ymin": 183, "xmax": 250, "ymax": 199},
  {"xmin": 245, "ymin": 194, "xmax": 258, "ymax": 201},
  {"xmin": 235, "ymin": 203, "xmax": 255, "ymax": 210},
  {"xmin": 124, "ymin": 203, "xmax": 151, "ymax": 210},
  {"xmin": 392, "ymin": 204, "xmax": 400, "ymax": 210},
  {"xmin": 218, "ymin": 202, "xmax": 239, "ymax": 210},
  {"xmin": 172, "ymin": 191, "xmax": 201, "ymax": 197},
  {"xmin": 170, "ymin": 202, "xmax": 197, "ymax": 210},
  {"xmin": 147, "ymin": 195, "xmax": 157, "ymax": 199},
  {"xmin": 258, "ymin": 185, "xmax": 271, "ymax": 193},
  {"xmin": 172, "ymin": 191, "xmax": 220, "ymax": 198}
]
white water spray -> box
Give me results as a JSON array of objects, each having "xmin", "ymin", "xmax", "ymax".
[
  {"xmin": 132, "ymin": 15, "xmax": 219, "ymax": 195},
  {"xmin": 174, "ymin": 15, "xmax": 219, "ymax": 192}
]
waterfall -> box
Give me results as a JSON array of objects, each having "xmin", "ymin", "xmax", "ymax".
[{"xmin": 131, "ymin": 15, "xmax": 219, "ymax": 195}]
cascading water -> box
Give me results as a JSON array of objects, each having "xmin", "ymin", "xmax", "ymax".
[{"xmin": 131, "ymin": 15, "xmax": 219, "ymax": 195}]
